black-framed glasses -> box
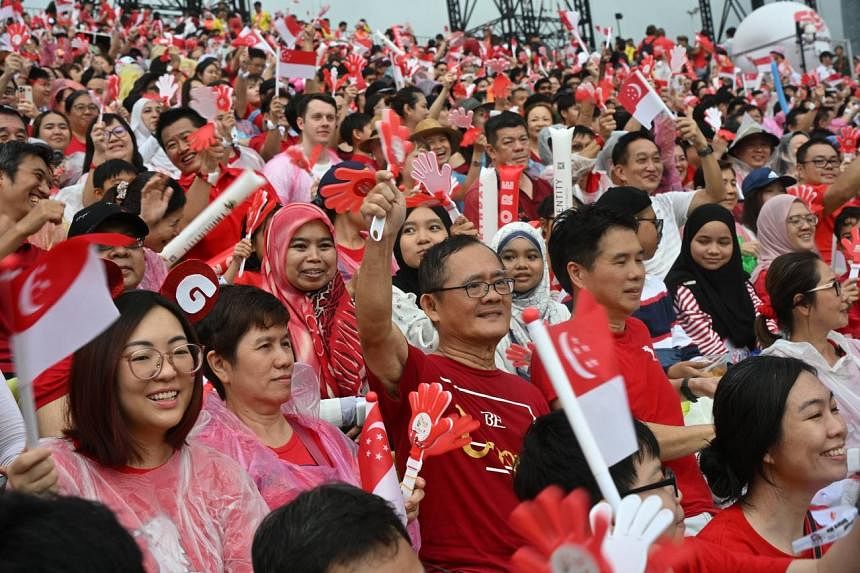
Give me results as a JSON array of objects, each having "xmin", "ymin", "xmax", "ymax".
[
  {"xmin": 96, "ymin": 238, "xmax": 145, "ymax": 253},
  {"xmin": 103, "ymin": 126, "xmax": 128, "ymax": 142},
  {"xmin": 621, "ymin": 466, "xmax": 678, "ymax": 497},
  {"xmin": 801, "ymin": 157, "xmax": 840, "ymax": 169},
  {"xmin": 122, "ymin": 343, "xmax": 204, "ymax": 380},
  {"xmin": 636, "ymin": 217, "xmax": 664, "ymax": 235},
  {"xmin": 426, "ymin": 277, "xmax": 515, "ymax": 298},
  {"xmin": 805, "ymin": 279, "xmax": 842, "ymax": 297}
]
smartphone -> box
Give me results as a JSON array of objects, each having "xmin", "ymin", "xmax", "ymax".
[{"xmin": 17, "ymin": 85, "xmax": 32, "ymax": 105}]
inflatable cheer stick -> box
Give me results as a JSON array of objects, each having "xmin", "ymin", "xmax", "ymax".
[
  {"xmin": 372, "ymin": 109, "xmax": 413, "ymax": 240},
  {"xmin": 842, "ymin": 227, "xmax": 860, "ymax": 281}
]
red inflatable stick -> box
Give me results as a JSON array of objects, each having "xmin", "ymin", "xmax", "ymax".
[
  {"xmin": 376, "ymin": 108, "xmax": 412, "ymax": 178},
  {"xmin": 842, "ymin": 227, "xmax": 860, "ymax": 280}
]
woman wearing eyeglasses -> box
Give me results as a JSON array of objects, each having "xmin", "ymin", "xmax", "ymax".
[
  {"xmin": 63, "ymin": 90, "xmax": 98, "ymax": 155},
  {"xmin": 751, "ymin": 194, "xmax": 818, "ymax": 299},
  {"xmin": 757, "ymin": 252, "xmax": 860, "ymax": 447},
  {"xmin": 8, "ymin": 291, "xmax": 269, "ymax": 572},
  {"xmin": 699, "ymin": 355, "xmax": 848, "ymax": 559},
  {"xmin": 262, "ymin": 203, "xmax": 367, "ymax": 399},
  {"xmin": 667, "ymin": 204, "xmax": 762, "ymax": 363}
]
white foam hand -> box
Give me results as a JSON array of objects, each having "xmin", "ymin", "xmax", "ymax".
[
  {"xmin": 669, "ymin": 46, "xmax": 687, "ymax": 74},
  {"xmin": 411, "ymin": 151, "xmax": 454, "ymax": 198},
  {"xmin": 156, "ymin": 74, "xmax": 179, "ymax": 105},
  {"xmin": 448, "ymin": 107, "xmax": 474, "ymax": 129},
  {"xmin": 590, "ymin": 495, "xmax": 674, "ymax": 573},
  {"xmin": 704, "ymin": 107, "xmax": 722, "ymax": 133}
]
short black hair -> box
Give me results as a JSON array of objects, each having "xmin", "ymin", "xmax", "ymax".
[
  {"xmin": 514, "ymin": 411, "xmax": 660, "ymax": 503},
  {"xmin": 155, "ymin": 106, "xmax": 207, "ymax": 147},
  {"xmin": 389, "ymin": 86, "xmax": 424, "ymax": 118},
  {"xmin": 0, "ymin": 105, "xmax": 27, "ymax": 131},
  {"xmin": 834, "ymin": 206, "xmax": 860, "ymax": 239},
  {"xmin": 795, "ymin": 136, "xmax": 839, "ymax": 163},
  {"xmin": 252, "ymin": 483, "xmax": 411, "ymax": 573},
  {"xmin": 0, "ymin": 141, "xmax": 54, "ymax": 181},
  {"xmin": 0, "ymin": 493, "xmax": 145, "ymax": 572},
  {"xmin": 339, "ymin": 112, "xmax": 372, "ymax": 146},
  {"xmin": 548, "ymin": 204, "xmax": 638, "ymax": 294},
  {"xmin": 484, "ymin": 110, "xmax": 527, "ymax": 146},
  {"xmin": 248, "ymin": 47, "xmax": 266, "ymax": 60},
  {"xmin": 92, "ymin": 159, "xmax": 137, "ymax": 190},
  {"xmin": 295, "ymin": 93, "xmax": 337, "ymax": 121},
  {"xmin": 419, "ymin": 234, "xmax": 503, "ymax": 294},
  {"xmin": 553, "ymin": 90, "xmax": 576, "ymax": 113},
  {"xmin": 611, "ymin": 131, "xmax": 657, "ymax": 166},
  {"xmin": 196, "ymin": 285, "xmax": 291, "ymax": 399}
]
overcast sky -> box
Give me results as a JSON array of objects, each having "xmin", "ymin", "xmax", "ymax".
[{"xmin": 269, "ymin": 0, "xmax": 845, "ymax": 44}]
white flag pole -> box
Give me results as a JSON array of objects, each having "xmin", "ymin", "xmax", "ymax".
[{"xmin": 523, "ymin": 309, "xmax": 622, "ymax": 510}]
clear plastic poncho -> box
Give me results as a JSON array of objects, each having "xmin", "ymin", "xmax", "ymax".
[{"xmin": 45, "ymin": 438, "xmax": 269, "ymax": 573}]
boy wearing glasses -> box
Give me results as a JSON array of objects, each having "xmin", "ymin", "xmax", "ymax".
[
  {"xmin": 357, "ymin": 182, "xmax": 550, "ymax": 572},
  {"xmin": 793, "ymin": 137, "xmax": 860, "ymax": 264},
  {"xmin": 533, "ymin": 204, "xmax": 717, "ymax": 533}
]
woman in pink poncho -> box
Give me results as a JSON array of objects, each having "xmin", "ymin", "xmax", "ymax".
[
  {"xmin": 191, "ymin": 285, "xmax": 423, "ymax": 541},
  {"xmin": 9, "ymin": 291, "xmax": 269, "ymax": 573}
]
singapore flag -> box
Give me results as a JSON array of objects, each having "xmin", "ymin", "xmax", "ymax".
[
  {"xmin": 6, "ymin": 239, "xmax": 118, "ymax": 384},
  {"xmin": 358, "ymin": 392, "xmax": 407, "ymax": 525},
  {"xmin": 618, "ymin": 70, "xmax": 670, "ymax": 128},
  {"xmin": 542, "ymin": 289, "xmax": 637, "ymax": 465}
]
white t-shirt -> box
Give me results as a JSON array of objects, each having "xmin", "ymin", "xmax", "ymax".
[{"xmin": 645, "ymin": 191, "xmax": 696, "ymax": 280}]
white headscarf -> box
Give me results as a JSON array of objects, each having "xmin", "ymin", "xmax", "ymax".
[
  {"xmin": 130, "ymin": 97, "xmax": 181, "ymax": 178},
  {"xmin": 490, "ymin": 222, "xmax": 570, "ymax": 378}
]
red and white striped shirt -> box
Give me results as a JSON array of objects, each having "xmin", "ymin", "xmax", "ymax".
[{"xmin": 673, "ymin": 282, "xmax": 762, "ymax": 358}]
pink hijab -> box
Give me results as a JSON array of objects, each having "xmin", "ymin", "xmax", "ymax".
[
  {"xmin": 751, "ymin": 194, "xmax": 806, "ymax": 282},
  {"xmin": 262, "ymin": 204, "xmax": 367, "ymax": 399}
]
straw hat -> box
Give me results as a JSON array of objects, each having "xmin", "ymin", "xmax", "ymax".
[{"xmin": 409, "ymin": 118, "xmax": 461, "ymax": 146}]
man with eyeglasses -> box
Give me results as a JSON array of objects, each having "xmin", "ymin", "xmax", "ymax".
[
  {"xmin": 794, "ymin": 137, "xmax": 860, "ymax": 264},
  {"xmin": 356, "ymin": 180, "xmax": 550, "ymax": 571},
  {"xmin": 532, "ymin": 204, "xmax": 717, "ymax": 534}
]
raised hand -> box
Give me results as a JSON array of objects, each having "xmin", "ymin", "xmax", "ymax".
[
  {"xmin": 704, "ymin": 106, "xmax": 722, "ymax": 133},
  {"xmin": 139, "ymin": 173, "xmax": 172, "ymax": 226}
]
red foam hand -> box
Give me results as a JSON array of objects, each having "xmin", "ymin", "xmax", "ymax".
[
  {"xmin": 640, "ymin": 54, "xmax": 655, "ymax": 78},
  {"xmin": 345, "ymin": 53, "xmax": 367, "ymax": 89},
  {"xmin": 376, "ymin": 109, "xmax": 412, "ymax": 177},
  {"xmin": 420, "ymin": 413, "xmax": 480, "ymax": 457},
  {"xmin": 486, "ymin": 57, "xmax": 508, "ymax": 75},
  {"xmin": 837, "ymin": 126, "xmax": 860, "ymax": 155},
  {"xmin": 286, "ymin": 144, "xmax": 324, "ymax": 173},
  {"xmin": 842, "ymin": 227, "xmax": 860, "ymax": 265},
  {"xmin": 213, "ymin": 85, "xmax": 233, "ymax": 113},
  {"xmin": 510, "ymin": 487, "xmax": 613, "ymax": 573},
  {"xmin": 460, "ymin": 125, "xmax": 481, "ymax": 147},
  {"xmin": 319, "ymin": 167, "xmax": 377, "ymax": 213},
  {"xmin": 187, "ymin": 122, "xmax": 217, "ymax": 152},
  {"xmin": 575, "ymin": 81, "xmax": 596, "ymax": 104},
  {"xmin": 505, "ymin": 342, "xmax": 534, "ymax": 368},
  {"xmin": 491, "ymin": 73, "xmax": 512, "ymax": 99},
  {"xmin": 801, "ymin": 73, "xmax": 819, "ymax": 87},
  {"xmin": 407, "ymin": 382, "xmax": 453, "ymax": 452},
  {"xmin": 231, "ymin": 34, "xmax": 257, "ymax": 47},
  {"xmin": 786, "ymin": 184, "xmax": 822, "ymax": 216},
  {"xmin": 8, "ymin": 23, "xmax": 29, "ymax": 50}
]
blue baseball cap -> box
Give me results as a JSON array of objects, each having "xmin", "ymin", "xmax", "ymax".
[{"xmin": 741, "ymin": 168, "xmax": 796, "ymax": 202}]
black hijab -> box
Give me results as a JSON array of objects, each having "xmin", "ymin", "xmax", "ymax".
[
  {"xmin": 393, "ymin": 205, "xmax": 452, "ymax": 296},
  {"xmin": 666, "ymin": 203, "xmax": 757, "ymax": 350}
]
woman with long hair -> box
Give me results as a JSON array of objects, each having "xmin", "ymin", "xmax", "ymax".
[
  {"xmin": 9, "ymin": 291, "xmax": 268, "ymax": 572},
  {"xmin": 757, "ymin": 251, "xmax": 860, "ymax": 446}
]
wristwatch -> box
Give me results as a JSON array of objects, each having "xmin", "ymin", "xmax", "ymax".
[
  {"xmin": 681, "ymin": 378, "xmax": 699, "ymax": 403},
  {"xmin": 697, "ymin": 144, "xmax": 714, "ymax": 157}
]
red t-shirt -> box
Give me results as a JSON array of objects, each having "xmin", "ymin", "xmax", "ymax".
[
  {"xmin": 177, "ymin": 167, "xmax": 272, "ymax": 262},
  {"xmin": 462, "ymin": 173, "xmax": 552, "ymax": 226},
  {"xmin": 698, "ymin": 504, "xmax": 816, "ymax": 559},
  {"xmin": 268, "ymin": 429, "xmax": 327, "ymax": 466},
  {"xmin": 64, "ymin": 136, "xmax": 86, "ymax": 155},
  {"xmin": 802, "ymin": 183, "xmax": 860, "ymax": 264},
  {"xmin": 676, "ymin": 538, "xmax": 792, "ymax": 573},
  {"xmin": 247, "ymin": 131, "xmax": 295, "ymax": 155},
  {"xmin": 531, "ymin": 317, "xmax": 716, "ymax": 518},
  {"xmin": 368, "ymin": 344, "xmax": 550, "ymax": 572}
]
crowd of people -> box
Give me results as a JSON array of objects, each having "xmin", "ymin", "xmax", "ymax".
[{"xmin": 2, "ymin": 1, "xmax": 860, "ymax": 571}]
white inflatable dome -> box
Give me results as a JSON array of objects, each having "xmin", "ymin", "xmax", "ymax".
[{"xmin": 730, "ymin": 1, "xmax": 832, "ymax": 73}]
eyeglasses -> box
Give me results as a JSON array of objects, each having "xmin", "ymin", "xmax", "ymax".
[
  {"xmin": 103, "ymin": 126, "xmax": 128, "ymax": 142},
  {"xmin": 786, "ymin": 214, "xmax": 818, "ymax": 228},
  {"xmin": 426, "ymin": 277, "xmax": 515, "ymax": 298},
  {"xmin": 801, "ymin": 157, "xmax": 840, "ymax": 169},
  {"xmin": 805, "ymin": 279, "xmax": 842, "ymax": 297},
  {"xmin": 96, "ymin": 238, "xmax": 145, "ymax": 253},
  {"xmin": 636, "ymin": 217, "xmax": 664, "ymax": 235},
  {"xmin": 620, "ymin": 466, "xmax": 678, "ymax": 498},
  {"xmin": 122, "ymin": 343, "xmax": 204, "ymax": 380},
  {"xmin": 72, "ymin": 103, "xmax": 99, "ymax": 113}
]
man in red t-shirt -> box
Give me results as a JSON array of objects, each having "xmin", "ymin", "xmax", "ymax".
[
  {"xmin": 792, "ymin": 138, "xmax": 860, "ymax": 264},
  {"xmin": 0, "ymin": 141, "xmax": 65, "ymax": 377},
  {"xmin": 462, "ymin": 111, "xmax": 552, "ymax": 225},
  {"xmin": 357, "ymin": 181, "xmax": 550, "ymax": 572},
  {"xmin": 531, "ymin": 204, "xmax": 717, "ymax": 531}
]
